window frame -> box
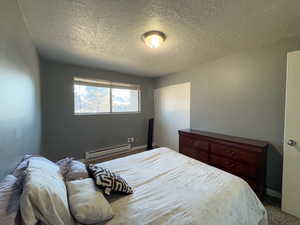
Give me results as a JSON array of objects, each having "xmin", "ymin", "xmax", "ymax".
[{"xmin": 73, "ymin": 77, "xmax": 141, "ymax": 115}]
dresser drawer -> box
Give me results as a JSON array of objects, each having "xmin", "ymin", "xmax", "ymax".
[
  {"xmin": 179, "ymin": 129, "xmax": 267, "ymax": 199},
  {"xmin": 243, "ymin": 177, "xmax": 258, "ymax": 192},
  {"xmin": 181, "ymin": 135, "xmax": 209, "ymax": 152},
  {"xmin": 180, "ymin": 146, "xmax": 209, "ymax": 163},
  {"xmin": 210, "ymin": 154, "xmax": 257, "ymax": 178},
  {"xmin": 211, "ymin": 143, "xmax": 257, "ymax": 164}
]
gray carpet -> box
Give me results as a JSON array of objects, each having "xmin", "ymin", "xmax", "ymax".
[{"xmin": 264, "ymin": 202, "xmax": 300, "ymax": 225}]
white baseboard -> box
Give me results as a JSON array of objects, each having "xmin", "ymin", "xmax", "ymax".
[
  {"xmin": 79, "ymin": 144, "xmax": 147, "ymax": 163},
  {"xmin": 131, "ymin": 144, "xmax": 147, "ymax": 151},
  {"xmin": 132, "ymin": 143, "xmax": 160, "ymax": 151},
  {"xmin": 266, "ymin": 188, "xmax": 282, "ymax": 199}
]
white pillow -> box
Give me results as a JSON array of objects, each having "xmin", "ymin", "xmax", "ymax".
[
  {"xmin": 20, "ymin": 161, "xmax": 75, "ymax": 225},
  {"xmin": 67, "ymin": 178, "xmax": 113, "ymax": 224},
  {"xmin": 28, "ymin": 157, "xmax": 61, "ymax": 175}
]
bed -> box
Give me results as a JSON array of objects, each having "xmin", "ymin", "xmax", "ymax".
[{"xmin": 96, "ymin": 147, "xmax": 268, "ymax": 225}]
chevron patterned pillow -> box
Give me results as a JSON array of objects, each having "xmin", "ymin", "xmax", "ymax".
[{"xmin": 88, "ymin": 164, "xmax": 133, "ymax": 195}]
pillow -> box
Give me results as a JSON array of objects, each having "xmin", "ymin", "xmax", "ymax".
[
  {"xmin": 12, "ymin": 155, "xmax": 31, "ymax": 178},
  {"xmin": 0, "ymin": 175, "xmax": 22, "ymax": 225},
  {"xmin": 88, "ymin": 164, "xmax": 133, "ymax": 195},
  {"xmin": 28, "ymin": 158, "xmax": 61, "ymax": 175},
  {"xmin": 67, "ymin": 178, "xmax": 113, "ymax": 224},
  {"xmin": 56, "ymin": 157, "xmax": 73, "ymax": 177},
  {"xmin": 13, "ymin": 155, "xmax": 58, "ymax": 178},
  {"xmin": 20, "ymin": 160, "xmax": 75, "ymax": 225},
  {"xmin": 65, "ymin": 160, "xmax": 89, "ymax": 181}
]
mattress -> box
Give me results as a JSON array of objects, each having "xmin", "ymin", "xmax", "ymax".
[{"xmin": 95, "ymin": 147, "xmax": 268, "ymax": 225}]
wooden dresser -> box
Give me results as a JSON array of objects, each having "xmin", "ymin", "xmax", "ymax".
[{"xmin": 179, "ymin": 129, "xmax": 268, "ymax": 199}]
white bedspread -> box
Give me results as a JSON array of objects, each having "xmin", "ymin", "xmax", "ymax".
[{"xmin": 95, "ymin": 147, "xmax": 268, "ymax": 225}]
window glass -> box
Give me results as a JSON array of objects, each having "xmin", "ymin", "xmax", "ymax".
[
  {"xmin": 73, "ymin": 78, "xmax": 140, "ymax": 114},
  {"xmin": 112, "ymin": 88, "xmax": 139, "ymax": 112},
  {"xmin": 74, "ymin": 84, "xmax": 110, "ymax": 114}
]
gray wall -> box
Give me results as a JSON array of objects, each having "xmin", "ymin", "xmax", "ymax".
[
  {"xmin": 41, "ymin": 60, "xmax": 154, "ymax": 161},
  {"xmin": 0, "ymin": 0, "xmax": 41, "ymax": 179},
  {"xmin": 155, "ymin": 36, "xmax": 300, "ymax": 192}
]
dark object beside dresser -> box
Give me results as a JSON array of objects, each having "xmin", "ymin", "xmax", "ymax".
[{"xmin": 179, "ymin": 129, "xmax": 268, "ymax": 199}]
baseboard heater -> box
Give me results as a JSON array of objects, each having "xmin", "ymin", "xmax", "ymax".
[{"xmin": 85, "ymin": 144, "xmax": 131, "ymax": 160}]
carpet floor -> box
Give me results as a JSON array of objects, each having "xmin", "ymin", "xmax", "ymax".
[{"xmin": 264, "ymin": 201, "xmax": 300, "ymax": 225}]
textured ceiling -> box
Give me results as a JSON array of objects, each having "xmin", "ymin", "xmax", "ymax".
[{"xmin": 18, "ymin": 0, "xmax": 300, "ymax": 77}]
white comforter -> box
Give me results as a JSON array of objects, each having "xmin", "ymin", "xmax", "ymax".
[{"xmin": 96, "ymin": 147, "xmax": 268, "ymax": 225}]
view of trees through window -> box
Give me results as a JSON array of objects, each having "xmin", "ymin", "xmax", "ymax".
[
  {"xmin": 112, "ymin": 88, "xmax": 139, "ymax": 112},
  {"xmin": 74, "ymin": 83, "xmax": 140, "ymax": 114}
]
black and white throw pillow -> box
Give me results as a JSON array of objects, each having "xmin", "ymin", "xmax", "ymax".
[{"xmin": 88, "ymin": 164, "xmax": 133, "ymax": 195}]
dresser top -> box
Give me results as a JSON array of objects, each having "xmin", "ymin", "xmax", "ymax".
[{"xmin": 179, "ymin": 129, "xmax": 269, "ymax": 148}]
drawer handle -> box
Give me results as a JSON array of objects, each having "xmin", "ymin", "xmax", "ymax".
[
  {"xmin": 226, "ymin": 162, "xmax": 236, "ymax": 168},
  {"xmin": 229, "ymin": 150, "xmax": 236, "ymax": 156},
  {"xmin": 229, "ymin": 163, "xmax": 235, "ymax": 168}
]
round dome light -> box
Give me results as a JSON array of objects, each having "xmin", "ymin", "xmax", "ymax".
[{"xmin": 142, "ymin": 31, "xmax": 166, "ymax": 48}]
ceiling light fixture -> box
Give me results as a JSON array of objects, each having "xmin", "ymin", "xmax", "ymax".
[{"xmin": 142, "ymin": 31, "xmax": 166, "ymax": 49}]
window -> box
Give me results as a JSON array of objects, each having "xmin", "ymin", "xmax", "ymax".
[{"xmin": 74, "ymin": 77, "xmax": 140, "ymax": 114}]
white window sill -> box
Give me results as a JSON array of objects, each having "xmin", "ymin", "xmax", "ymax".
[{"xmin": 73, "ymin": 112, "xmax": 141, "ymax": 116}]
